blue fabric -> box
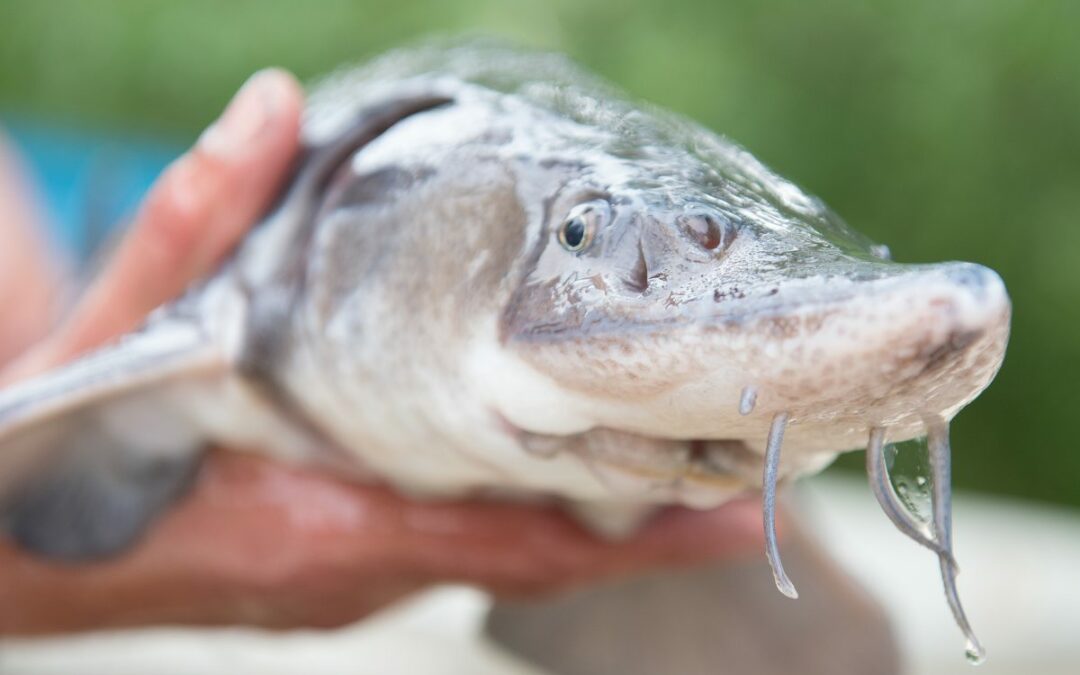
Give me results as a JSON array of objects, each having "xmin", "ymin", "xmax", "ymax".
[{"xmin": 4, "ymin": 119, "xmax": 182, "ymax": 258}]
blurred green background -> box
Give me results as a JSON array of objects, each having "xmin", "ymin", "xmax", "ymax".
[{"xmin": 1, "ymin": 1, "xmax": 1076, "ymax": 508}]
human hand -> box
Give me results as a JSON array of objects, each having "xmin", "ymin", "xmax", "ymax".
[
  {"xmin": 0, "ymin": 70, "xmax": 765, "ymax": 635},
  {"xmin": 0, "ymin": 132, "xmax": 63, "ymax": 367}
]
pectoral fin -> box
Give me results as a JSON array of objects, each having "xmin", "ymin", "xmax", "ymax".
[{"xmin": 0, "ymin": 321, "xmax": 225, "ymax": 560}]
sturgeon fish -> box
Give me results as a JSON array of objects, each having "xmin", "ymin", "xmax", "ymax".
[{"xmin": 0, "ymin": 44, "xmax": 1009, "ymax": 659}]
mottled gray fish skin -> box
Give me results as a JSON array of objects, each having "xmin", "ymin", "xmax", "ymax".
[{"xmin": 0, "ymin": 42, "xmax": 1009, "ymax": 656}]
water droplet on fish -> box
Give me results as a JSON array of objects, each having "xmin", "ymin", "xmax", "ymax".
[
  {"xmin": 739, "ymin": 386, "xmax": 757, "ymax": 415},
  {"xmin": 965, "ymin": 641, "xmax": 986, "ymax": 665},
  {"xmin": 866, "ymin": 427, "xmax": 942, "ymax": 555},
  {"xmin": 887, "ymin": 436, "xmax": 933, "ymax": 526}
]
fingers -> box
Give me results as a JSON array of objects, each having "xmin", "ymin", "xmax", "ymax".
[
  {"xmin": 14, "ymin": 69, "xmax": 303, "ymax": 376},
  {"xmin": 0, "ymin": 451, "xmax": 767, "ymax": 633},
  {"xmin": 0, "ymin": 133, "xmax": 64, "ymax": 367},
  {"xmin": 166, "ymin": 454, "xmax": 764, "ymax": 594},
  {"xmin": 393, "ymin": 491, "xmax": 766, "ymax": 598},
  {"xmin": 140, "ymin": 455, "xmax": 763, "ymax": 623}
]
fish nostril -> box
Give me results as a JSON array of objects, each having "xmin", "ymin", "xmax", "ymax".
[{"xmin": 679, "ymin": 213, "xmax": 733, "ymax": 252}]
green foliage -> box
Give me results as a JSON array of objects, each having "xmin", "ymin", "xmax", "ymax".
[{"xmin": 1, "ymin": 0, "xmax": 1077, "ymax": 507}]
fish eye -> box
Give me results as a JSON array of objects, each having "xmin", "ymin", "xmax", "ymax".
[
  {"xmin": 559, "ymin": 216, "xmax": 589, "ymax": 251},
  {"xmin": 557, "ymin": 200, "xmax": 609, "ymax": 252}
]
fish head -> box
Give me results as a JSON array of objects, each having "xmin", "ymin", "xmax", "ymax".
[
  {"xmin": 479, "ymin": 87, "xmax": 1011, "ymax": 501},
  {"xmin": 298, "ymin": 43, "xmax": 1008, "ymax": 508}
]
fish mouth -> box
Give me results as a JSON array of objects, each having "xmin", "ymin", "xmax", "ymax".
[
  {"xmin": 584, "ymin": 438, "xmax": 765, "ymax": 492},
  {"xmin": 595, "ymin": 438, "xmax": 757, "ymax": 489},
  {"xmin": 519, "ymin": 430, "xmax": 805, "ymax": 503}
]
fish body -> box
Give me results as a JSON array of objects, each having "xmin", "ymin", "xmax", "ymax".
[{"xmin": 0, "ymin": 43, "xmax": 1009, "ymax": 655}]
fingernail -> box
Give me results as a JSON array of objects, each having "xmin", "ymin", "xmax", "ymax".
[{"xmin": 198, "ymin": 69, "xmax": 286, "ymax": 159}]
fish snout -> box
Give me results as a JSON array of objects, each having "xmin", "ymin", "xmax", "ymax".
[
  {"xmin": 903, "ymin": 263, "xmax": 1008, "ymax": 382},
  {"xmin": 935, "ymin": 262, "xmax": 1010, "ymax": 333},
  {"xmin": 902, "ymin": 263, "xmax": 1009, "ymax": 376},
  {"xmin": 750, "ymin": 260, "xmax": 1011, "ymax": 446}
]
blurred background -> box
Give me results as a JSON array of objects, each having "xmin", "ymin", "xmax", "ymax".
[
  {"xmin": 1, "ymin": 0, "xmax": 1076, "ymax": 510},
  {"xmin": 0, "ymin": 2, "xmax": 1077, "ymax": 673}
]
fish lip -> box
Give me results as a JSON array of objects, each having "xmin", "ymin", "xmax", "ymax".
[
  {"xmin": 567, "ymin": 435, "xmax": 777, "ymax": 510},
  {"xmin": 519, "ymin": 427, "xmax": 762, "ymax": 489}
]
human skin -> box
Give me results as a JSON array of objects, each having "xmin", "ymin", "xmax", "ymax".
[
  {"xmin": 0, "ymin": 132, "xmax": 63, "ymax": 367},
  {"xmin": 0, "ymin": 69, "xmax": 765, "ymax": 635}
]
